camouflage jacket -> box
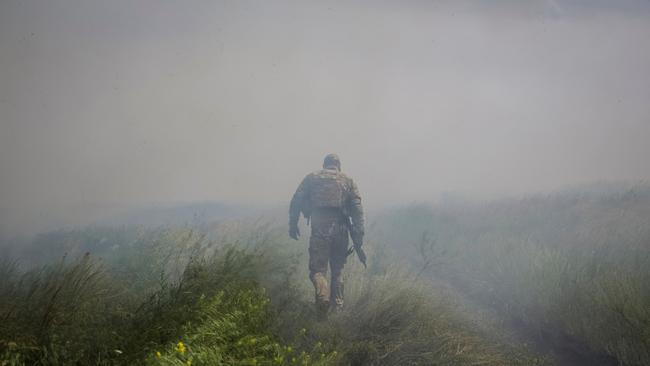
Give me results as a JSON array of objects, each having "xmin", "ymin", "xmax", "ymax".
[{"xmin": 289, "ymin": 167, "xmax": 364, "ymax": 237}]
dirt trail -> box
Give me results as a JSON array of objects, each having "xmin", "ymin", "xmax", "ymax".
[{"xmin": 428, "ymin": 277, "xmax": 619, "ymax": 366}]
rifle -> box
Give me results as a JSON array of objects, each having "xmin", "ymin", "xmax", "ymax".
[{"xmin": 345, "ymin": 217, "xmax": 367, "ymax": 268}]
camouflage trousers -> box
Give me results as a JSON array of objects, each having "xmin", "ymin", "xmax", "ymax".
[{"xmin": 308, "ymin": 210, "xmax": 349, "ymax": 311}]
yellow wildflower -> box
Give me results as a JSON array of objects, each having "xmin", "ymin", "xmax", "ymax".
[
  {"xmin": 176, "ymin": 341, "xmax": 186, "ymax": 354},
  {"xmin": 155, "ymin": 351, "xmax": 161, "ymax": 358}
]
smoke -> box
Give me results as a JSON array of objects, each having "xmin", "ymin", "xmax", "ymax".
[{"xmin": 1, "ymin": 0, "xmax": 649, "ymax": 236}]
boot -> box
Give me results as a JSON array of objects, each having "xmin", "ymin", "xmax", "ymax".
[
  {"xmin": 316, "ymin": 299, "xmax": 330, "ymax": 321},
  {"xmin": 330, "ymin": 303, "xmax": 344, "ymax": 314}
]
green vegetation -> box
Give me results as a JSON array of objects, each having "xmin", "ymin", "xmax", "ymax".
[
  {"xmin": 374, "ymin": 185, "xmax": 650, "ymax": 365},
  {"xmin": 2, "ymin": 185, "xmax": 647, "ymax": 365},
  {"xmin": 1, "ymin": 224, "xmax": 544, "ymax": 365}
]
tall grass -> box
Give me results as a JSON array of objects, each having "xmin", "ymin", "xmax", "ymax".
[
  {"xmin": 1, "ymin": 222, "xmax": 545, "ymax": 365},
  {"xmin": 1, "ymin": 254, "xmax": 117, "ymax": 364},
  {"xmin": 373, "ymin": 185, "xmax": 650, "ymax": 365}
]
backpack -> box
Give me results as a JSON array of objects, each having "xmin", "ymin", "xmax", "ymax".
[{"xmin": 309, "ymin": 169, "xmax": 346, "ymax": 209}]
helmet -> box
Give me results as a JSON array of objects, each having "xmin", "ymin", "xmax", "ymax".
[{"xmin": 323, "ymin": 153, "xmax": 341, "ymax": 170}]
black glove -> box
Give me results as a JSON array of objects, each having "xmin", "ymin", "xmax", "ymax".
[{"xmin": 289, "ymin": 225, "xmax": 300, "ymax": 240}]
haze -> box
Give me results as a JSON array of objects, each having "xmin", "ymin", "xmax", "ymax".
[{"xmin": 1, "ymin": 0, "xmax": 649, "ymax": 237}]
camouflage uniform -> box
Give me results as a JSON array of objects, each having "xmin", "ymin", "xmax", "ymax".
[{"xmin": 289, "ymin": 154, "xmax": 364, "ymax": 316}]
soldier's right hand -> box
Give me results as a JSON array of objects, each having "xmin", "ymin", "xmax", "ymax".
[{"xmin": 289, "ymin": 225, "xmax": 300, "ymax": 240}]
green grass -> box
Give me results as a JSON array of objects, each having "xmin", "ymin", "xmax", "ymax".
[
  {"xmin": 373, "ymin": 185, "xmax": 650, "ymax": 365},
  {"xmin": 0, "ymin": 224, "xmax": 546, "ymax": 366},
  {"xmin": 5, "ymin": 185, "xmax": 644, "ymax": 365}
]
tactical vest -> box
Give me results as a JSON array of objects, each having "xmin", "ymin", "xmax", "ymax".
[{"xmin": 309, "ymin": 169, "xmax": 346, "ymax": 209}]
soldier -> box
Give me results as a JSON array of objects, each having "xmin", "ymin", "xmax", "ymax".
[{"xmin": 289, "ymin": 154, "xmax": 365, "ymax": 318}]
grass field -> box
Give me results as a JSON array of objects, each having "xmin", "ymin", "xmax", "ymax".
[
  {"xmin": 1, "ymin": 184, "xmax": 648, "ymax": 365},
  {"xmin": 372, "ymin": 184, "xmax": 650, "ymax": 365},
  {"xmin": 1, "ymin": 223, "xmax": 545, "ymax": 365}
]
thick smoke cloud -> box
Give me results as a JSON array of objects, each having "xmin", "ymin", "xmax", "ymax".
[{"xmin": 1, "ymin": 0, "xmax": 649, "ymax": 236}]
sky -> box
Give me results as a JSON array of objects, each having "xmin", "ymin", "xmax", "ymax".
[{"xmin": 1, "ymin": 0, "xmax": 650, "ymax": 236}]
